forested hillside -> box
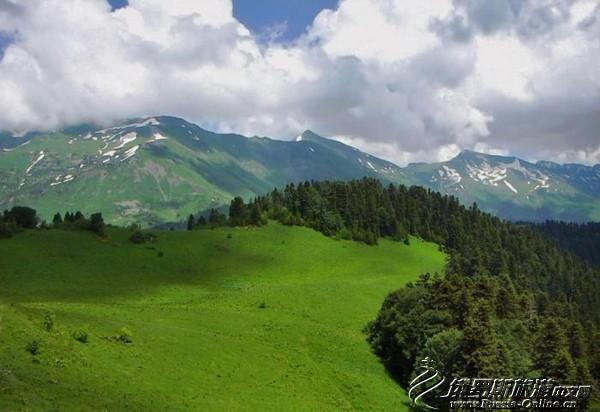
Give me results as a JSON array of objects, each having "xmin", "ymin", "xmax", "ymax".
[
  {"xmin": 531, "ymin": 221, "xmax": 600, "ymax": 267},
  {"xmin": 225, "ymin": 178, "xmax": 599, "ymax": 396}
]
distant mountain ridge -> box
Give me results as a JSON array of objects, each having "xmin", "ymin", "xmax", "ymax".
[
  {"xmin": 405, "ymin": 149, "xmax": 600, "ymax": 221},
  {"xmin": 0, "ymin": 116, "xmax": 598, "ymax": 224}
]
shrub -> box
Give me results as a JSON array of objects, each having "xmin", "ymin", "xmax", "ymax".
[
  {"xmin": 130, "ymin": 230, "xmax": 157, "ymax": 244},
  {"xmin": 257, "ymin": 301, "xmax": 267, "ymax": 309},
  {"xmin": 4, "ymin": 206, "xmax": 38, "ymax": 229},
  {"xmin": 26, "ymin": 340, "xmax": 40, "ymax": 355},
  {"xmin": 130, "ymin": 230, "xmax": 146, "ymax": 244},
  {"xmin": 72, "ymin": 329, "xmax": 88, "ymax": 343},
  {"xmin": 336, "ymin": 227, "xmax": 352, "ymax": 241},
  {"xmin": 114, "ymin": 327, "xmax": 132, "ymax": 343},
  {"xmin": 0, "ymin": 221, "xmax": 18, "ymax": 238},
  {"xmin": 89, "ymin": 212, "xmax": 105, "ymax": 236},
  {"xmin": 43, "ymin": 311, "xmax": 55, "ymax": 332}
]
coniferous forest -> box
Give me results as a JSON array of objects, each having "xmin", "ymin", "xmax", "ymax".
[
  {"xmin": 216, "ymin": 178, "xmax": 599, "ymax": 394},
  {"xmin": 531, "ymin": 221, "xmax": 600, "ymax": 267}
]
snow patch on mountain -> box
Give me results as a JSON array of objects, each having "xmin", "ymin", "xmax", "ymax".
[
  {"xmin": 466, "ymin": 161, "xmax": 507, "ymax": 186},
  {"xmin": 2, "ymin": 140, "xmax": 31, "ymax": 152},
  {"xmin": 25, "ymin": 151, "xmax": 45, "ymax": 174},
  {"xmin": 114, "ymin": 132, "xmax": 138, "ymax": 149},
  {"xmin": 504, "ymin": 180, "xmax": 518, "ymax": 194},
  {"xmin": 121, "ymin": 145, "xmax": 140, "ymax": 161},
  {"xmin": 97, "ymin": 118, "xmax": 160, "ymax": 135},
  {"xmin": 149, "ymin": 133, "xmax": 168, "ymax": 143},
  {"xmin": 465, "ymin": 158, "xmax": 550, "ymax": 193},
  {"xmin": 51, "ymin": 173, "xmax": 75, "ymax": 187},
  {"xmin": 438, "ymin": 165, "xmax": 462, "ymax": 184}
]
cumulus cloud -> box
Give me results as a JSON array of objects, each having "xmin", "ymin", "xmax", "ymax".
[{"xmin": 0, "ymin": 0, "xmax": 598, "ymax": 165}]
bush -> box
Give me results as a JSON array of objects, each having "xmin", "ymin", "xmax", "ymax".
[
  {"xmin": 72, "ymin": 329, "xmax": 88, "ymax": 343},
  {"xmin": 3, "ymin": 206, "xmax": 38, "ymax": 229},
  {"xmin": 43, "ymin": 311, "xmax": 55, "ymax": 332},
  {"xmin": 89, "ymin": 212, "xmax": 105, "ymax": 236},
  {"xmin": 26, "ymin": 340, "xmax": 40, "ymax": 355},
  {"xmin": 336, "ymin": 227, "xmax": 352, "ymax": 241},
  {"xmin": 0, "ymin": 221, "xmax": 18, "ymax": 238},
  {"xmin": 257, "ymin": 301, "xmax": 267, "ymax": 309},
  {"xmin": 130, "ymin": 230, "xmax": 146, "ymax": 244},
  {"xmin": 114, "ymin": 327, "xmax": 132, "ymax": 343},
  {"xmin": 130, "ymin": 231, "xmax": 156, "ymax": 244}
]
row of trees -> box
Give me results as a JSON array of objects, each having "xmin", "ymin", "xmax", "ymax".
[
  {"xmin": 0, "ymin": 207, "xmax": 105, "ymax": 237},
  {"xmin": 224, "ymin": 178, "xmax": 599, "ymax": 390},
  {"xmin": 52, "ymin": 211, "xmax": 106, "ymax": 235},
  {"xmin": 186, "ymin": 197, "xmax": 268, "ymax": 230}
]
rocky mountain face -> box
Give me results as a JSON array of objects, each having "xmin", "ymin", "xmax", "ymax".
[
  {"xmin": 0, "ymin": 116, "xmax": 598, "ymax": 225},
  {"xmin": 404, "ymin": 150, "xmax": 600, "ymax": 222}
]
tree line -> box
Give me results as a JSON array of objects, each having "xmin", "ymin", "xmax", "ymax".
[{"xmin": 0, "ymin": 206, "xmax": 105, "ymax": 237}]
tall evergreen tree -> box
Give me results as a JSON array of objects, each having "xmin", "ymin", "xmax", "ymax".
[
  {"xmin": 186, "ymin": 214, "xmax": 195, "ymax": 231},
  {"xmin": 52, "ymin": 212, "xmax": 63, "ymax": 225},
  {"xmin": 89, "ymin": 213, "xmax": 105, "ymax": 236},
  {"xmin": 229, "ymin": 197, "xmax": 246, "ymax": 226},
  {"xmin": 534, "ymin": 318, "xmax": 576, "ymax": 382}
]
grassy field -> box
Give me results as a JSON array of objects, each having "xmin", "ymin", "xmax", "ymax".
[{"xmin": 0, "ymin": 223, "xmax": 445, "ymax": 411}]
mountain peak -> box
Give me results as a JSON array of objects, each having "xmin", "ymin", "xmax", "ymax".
[
  {"xmin": 452, "ymin": 149, "xmax": 518, "ymax": 164},
  {"xmin": 300, "ymin": 130, "xmax": 324, "ymax": 141},
  {"xmin": 451, "ymin": 149, "xmax": 480, "ymax": 161}
]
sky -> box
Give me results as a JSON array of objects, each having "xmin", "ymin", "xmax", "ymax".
[{"xmin": 0, "ymin": 0, "xmax": 599, "ymax": 166}]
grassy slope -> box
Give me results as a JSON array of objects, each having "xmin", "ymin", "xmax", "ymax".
[{"xmin": 0, "ymin": 223, "xmax": 445, "ymax": 411}]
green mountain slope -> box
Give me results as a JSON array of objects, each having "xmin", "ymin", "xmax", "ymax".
[
  {"xmin": 0, "ymin": 117, "xmax": 404, "ymax": 226},
  {"xmin": 0, "ymin": 117, "xmax": 598, "ymax": 223},
  {"xmin": 0, "ymin": 223, "xmax": 445, "ymax": 411}
]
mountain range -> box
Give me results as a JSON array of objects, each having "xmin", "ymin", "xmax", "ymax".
[{"xmin": 0, "ymin": 116, "xmax": 598, "ymax": 225}]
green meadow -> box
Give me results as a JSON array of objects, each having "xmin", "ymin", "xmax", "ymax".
[{"xmin": 0, "ymin": 223, "xmax": 445, "ymax": 411}]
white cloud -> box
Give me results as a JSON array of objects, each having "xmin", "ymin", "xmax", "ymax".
[{"xmin": 0, "ymin": 0, "xmax": 598, "ymax": 166}]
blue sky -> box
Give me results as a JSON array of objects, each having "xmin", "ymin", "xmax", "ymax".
[
  {"xmin": 108, "ymin": 0, "xmax": 128, "ymax": 11},
  {"xmin": 232, "ymin": 0, "xmax": 338, "ymax": 41},
  {"xmin": 107, "ymin": 0, "xmax": 337, "ymax": 41}
]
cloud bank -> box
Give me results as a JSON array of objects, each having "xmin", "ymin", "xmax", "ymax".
[{"xmin": 0, "ymin": 0, "xmax": 598, "ymax": 165}]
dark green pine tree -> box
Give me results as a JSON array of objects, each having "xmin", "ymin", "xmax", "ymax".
[
  {"xmin": 460, "ymin": 303, "xmax": 512, "ymax": 377},
  {"xmin": 52, "ymin": 212, "xmax": 63, "ymax": 225},
  {"xmin": 89, "ymin": 213, "xmax": 105, "ymax": 236},
  {"xmin": 249, "ymin": 203, "xmax": 265, "ymax": 226},
  {"xmin": 229, "ymin": 197, "xmax": 246, "ymax": 226},
  {"xmin": 208, "ymin": 209, "xmax": 226, "ymax": 226},
  {"xmin": 533, "ymin": 318, "xmax": 577, "ymax": 382},
  {"xmin": 186, "ymin": 214, "xmax": 195, "ymax": 231}
]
